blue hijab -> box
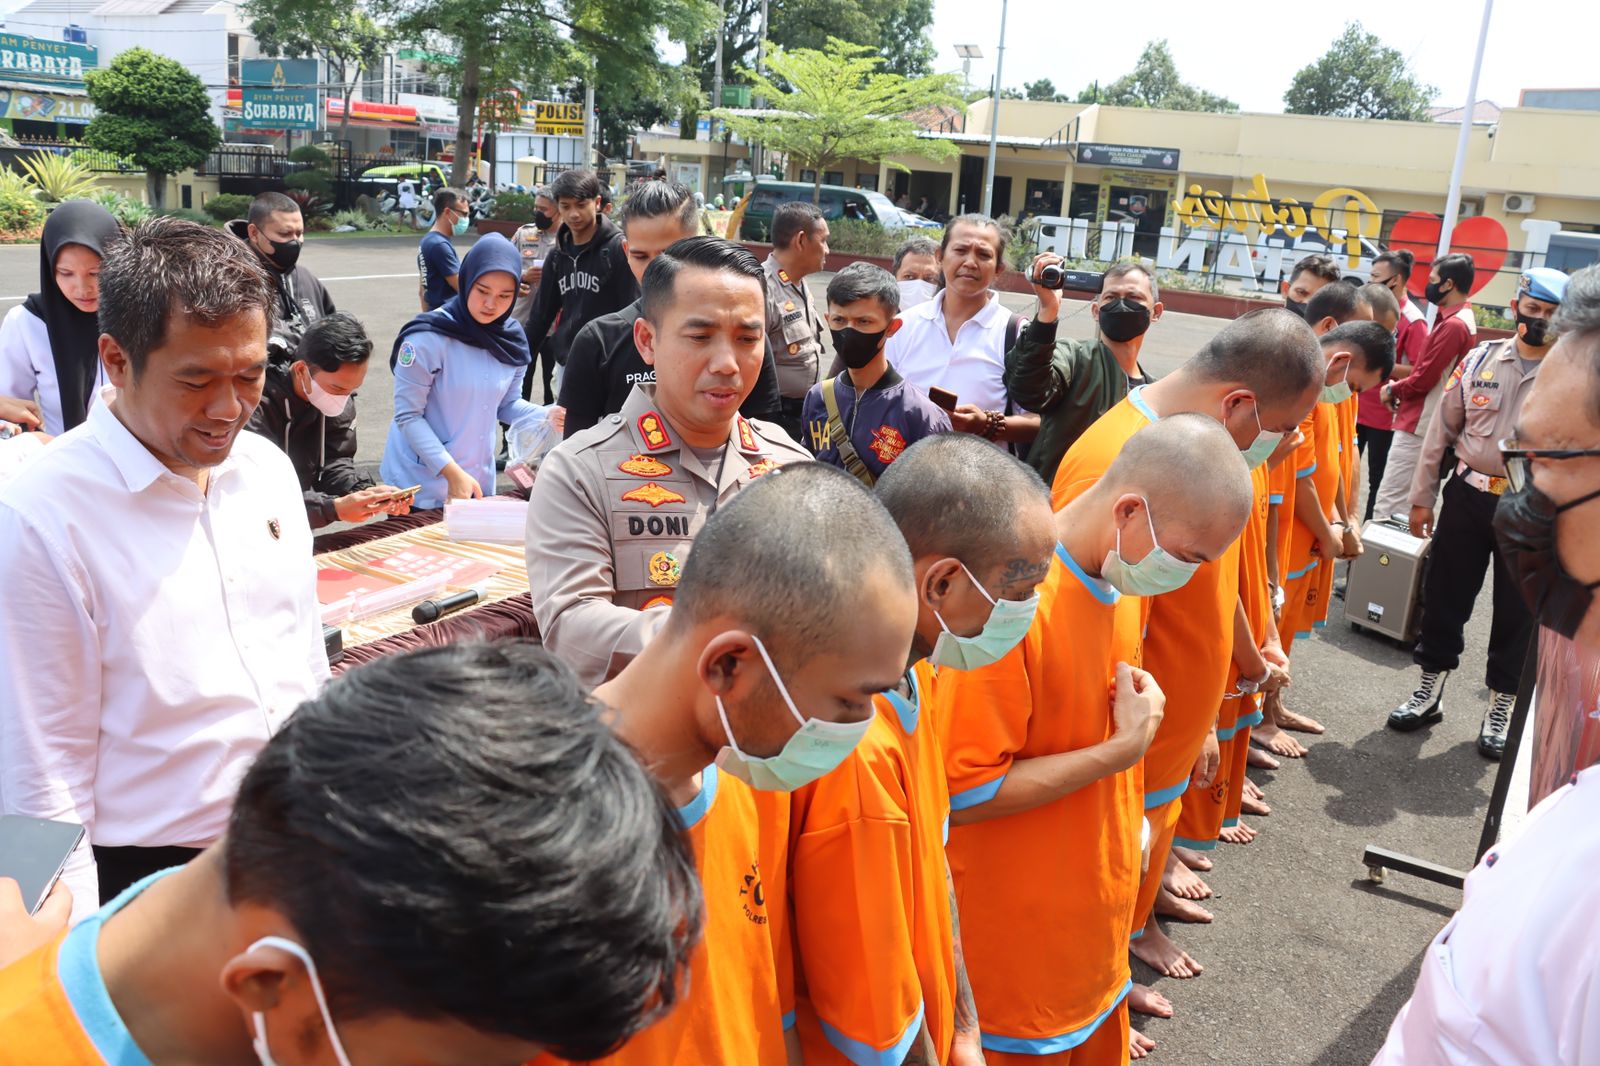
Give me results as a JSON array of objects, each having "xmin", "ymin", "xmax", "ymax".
[{"xmin": 390, "ymin": 232, "xmax": 530, "ymax": 368}]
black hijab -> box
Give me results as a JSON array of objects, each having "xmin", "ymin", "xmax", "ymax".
[{"xmin": 23, "ymin": 200, "xmax": 120, "ymax": 431}]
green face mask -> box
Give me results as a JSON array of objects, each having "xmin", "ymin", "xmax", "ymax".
[
  {"xmin": 1240, "ymin": 400, "xmax": 1282, "ymax": 471},
  {"xmin": 1101, "ymin": 496, "xmax": 1201, "ymax": 597},
  {"xmin": 1322, "ymin": 363, "xmax": 1352, "ymax": 404}
]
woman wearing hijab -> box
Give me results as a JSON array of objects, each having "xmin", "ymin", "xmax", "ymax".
[
  {"xmin": 0, "ymin": 200, "xmax": 121, "ymax": 436},
  {"xmin": 380, "ymin": 233, "xmax": 550, "ymax": 508}
]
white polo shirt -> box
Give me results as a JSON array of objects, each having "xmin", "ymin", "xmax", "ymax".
[
  {"xmin": 1371, "ymin": 763, "xmax": 1600, "ymax": 1065},
  {"xmin": 0, "ymin": 393, "xmax": 328, "ymax": 923},
  {"xmin": 885, "ymin": 289, "xmax": 1014, "ymax": 412}
]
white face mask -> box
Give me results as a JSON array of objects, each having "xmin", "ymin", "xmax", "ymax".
[
  {"xmin": 249, "ymin": 936, "xmax": 354, "ymax": 1066},
  {"xmin": 301, "ymin": 366, "xmax": 351, "ymax": 418},
  {"xmin": 716, "ymin": 633, "xmax": 873, "ymax": 792}
]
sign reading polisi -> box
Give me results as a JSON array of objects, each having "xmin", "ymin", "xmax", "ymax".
[
  {"xmin": 241, "ymin": 58, "xmax": 319, "ymax": 130},
  {"xmin": 1074, "ymin": 142, "xmax": 1180, "ymax": 172}
]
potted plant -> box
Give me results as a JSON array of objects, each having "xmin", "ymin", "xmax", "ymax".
[{"xmin": 476, "ymin": 189, "xmax": 540, "ymax": 237}]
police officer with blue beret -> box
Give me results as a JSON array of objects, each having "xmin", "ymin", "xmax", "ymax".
[{"xmin": 1388, "ymin": 267, "xmax": 1569, "ymax": 757}]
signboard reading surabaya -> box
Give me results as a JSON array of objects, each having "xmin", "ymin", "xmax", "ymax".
[
  {"xmin": 1075, "ymin": 142, "xmax": 1180, "ymax": 171},
  {"xmin": 241, "ymin": 58, "xmax": 319, "ymax": 130},
  {"xmin": 0, "ymin": 32, "xmax": 96, "ymax": 86}
]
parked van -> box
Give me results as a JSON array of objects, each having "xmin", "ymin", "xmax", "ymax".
[{"xmin": 737, "ymin": 180, "xmax": 907, "ymax": 241}]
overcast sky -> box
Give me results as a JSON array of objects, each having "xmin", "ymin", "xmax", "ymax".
[{"xmin": 928, "ymin": 0, "xmax": 1597, "ymax": 115}]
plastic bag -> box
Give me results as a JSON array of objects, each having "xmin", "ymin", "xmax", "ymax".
[{"xmin": 506, "ymin": 406, "xmax": 559, "ymax": 490}]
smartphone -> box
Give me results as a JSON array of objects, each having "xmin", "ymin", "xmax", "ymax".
[
  {"xmin": 927, "ymin": 386, "xmax": 958, "ymax": 412},
  {"xmin": 0, "ymin": 815, "xmax": 84, "ymax": 914},
  {"xmin": 380, "ymin": 484, "xmax": 423, "ymax": 504}
]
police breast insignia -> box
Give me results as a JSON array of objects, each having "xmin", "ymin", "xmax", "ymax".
[
  {"xmin": 1480, "ymin": 367, "xmax": 1494, "ymax": 380},
  {"xmin": 869, "ymin": 426, "xmax": 907, "ymax": 465},
  {"xmin": 642, "ymin": 594, "xmax": 674, "ymax": 610},
  {"xmin": 267, "ymin": 518, "xmax": 281, "ymax": 540},
  {"xmin": 647, "ymin": 551, "xmax": 682, "ymax": 586},
  {"xmin": 638, "ymin": 412, "xmax": 672, "ymax": 451},
  {"xmin": 778, "ymin": 269, "xmax": 792, "ymax": 284},
  {"xmin": 622, "ymin": 483, "xmax": 688, "ymax": 508},
  {"xmin": 1471, "ymin": 393, "xmax": 1490, "ymax": 407},
  {"xmin": 736, "ymin": 417, "xmax": 758, "ymax": 451},
  {"xmin": 746, "ymin": 458, "xmax": 778, "ymax": 479},
  {"xmin": 619, "ymin": 454, "xmax": 674, "ymax": 478},
  {"xmin": 788, "ymin": 342, "xmax": 800, "ymax": 355}
]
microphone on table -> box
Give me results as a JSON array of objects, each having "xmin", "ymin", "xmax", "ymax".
[{"xmin": 412, "ymin": 584, "xmax": 488, "ymax": 625}]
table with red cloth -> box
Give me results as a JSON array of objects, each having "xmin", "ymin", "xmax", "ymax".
[{"xmin": 312, "ymin": 507, "xmax": 537, "ymax": 673}]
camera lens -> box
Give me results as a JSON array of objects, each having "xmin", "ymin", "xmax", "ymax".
[{"xmin": 1038, "ymin": 263, "xmax": 1064, "ymax": 289}]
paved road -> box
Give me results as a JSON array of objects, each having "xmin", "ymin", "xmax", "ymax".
[{"xmin": 0, "ymin": 234, "xmax": 1515, "ymax": 1064}]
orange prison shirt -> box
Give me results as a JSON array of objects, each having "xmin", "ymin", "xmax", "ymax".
[
  {"xmin": 1282, "ymin": 404, "xmax": 1337, "ymax": 644},
  {"xmin": 537, "ymin": 765, "xmax": 790, "ymax": 1066},
  {"xmin": 788, "ymin": 659, "xmax": 955, "ymax": 1066},
  {"xmin": 1269, "ymin": 452, "xmax": 1297, "ymax": 592},
  {"xmin": 936, "ymin": 543, "xmax": 1144, "ymax": 1055},
  {"xmin": 1340, "ymin": 394, "xmax": 1360, "ymax": 508}
]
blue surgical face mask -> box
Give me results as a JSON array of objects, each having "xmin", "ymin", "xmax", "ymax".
[
  {"xmin": 1322, "ymin": 361, "xmax": 1352, "ymax": 404},
  {"xmin": 452, "ymin": 212, "xmax": 470, "ymax": 237},
  {"xmin": 249, "ymin": 936, "xmax": 353, "ymax": 1066},
  {"xmin": 1241, "ymin": 400, "xmax": 1283, "ymax": 471},
  {"xmin": 716, "ymin": 633, "xmax": 873, "ymax": 791},
  {"xmin": 929, "ymin": 560, "xmax": 1039, "ymax": 670},
  {"xmin": 1101, "ymin": 496, "xmax": 1201, "ymax": 596}
]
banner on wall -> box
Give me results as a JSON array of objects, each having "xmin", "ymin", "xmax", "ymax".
[{"xmin": 0, "ymin": 86, "xmax": 95, "ymax": 124}]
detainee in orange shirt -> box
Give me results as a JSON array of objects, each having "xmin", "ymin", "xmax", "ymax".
[
  {"xmin": 940, "ymin": 414, "xmax": 1255, "ymax": 1065},
  {"xmin": 1051, "ymin": 311, "xmax": 1323, "ymax": 1012},
  {"xmin": 787, "ymin": 434, "xmax": 1056, "ymax": 1066},
  {"xmin": 536, "ymin": 464, "xmax": 919, "ymax": 1066}
]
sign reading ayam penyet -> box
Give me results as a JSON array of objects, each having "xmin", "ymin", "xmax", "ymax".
[
  {"xmin": 0, "ymin": 32, "xmax": 96, "ymax": 86},
  {"xmin": 240, "ymin": 58, "xmax": 319, "ymax": 130}
]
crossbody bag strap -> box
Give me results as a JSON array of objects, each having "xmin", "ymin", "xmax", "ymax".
[{"xmin": 822, "ymin": 377, "xmax": 876, "ymax": 487}]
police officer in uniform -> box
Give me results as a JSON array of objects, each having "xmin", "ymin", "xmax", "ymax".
[
  {"xmin": 763, "ymin": 201, "xmax": 830, "ymax": 441},
  {"xmin": 1388, "ymin": 268, "xmax": 1569, "ymax": 756},
  {"xmin": 527, "ymin": 236, "xmax": 812, "ymax": 687}
]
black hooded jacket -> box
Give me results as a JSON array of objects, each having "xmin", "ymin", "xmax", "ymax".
[
  {"xmin": 521, "ymin": 213, "xmax": 638, "ymax": 366},
  {"xmin": 226, "ymin": 219, "xmax": 336, "ymax": 363}
]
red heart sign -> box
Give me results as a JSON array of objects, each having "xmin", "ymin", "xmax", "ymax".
[{"xmin": 1386, "ymin": 212, "xmax": 1509, "ymax": 298}]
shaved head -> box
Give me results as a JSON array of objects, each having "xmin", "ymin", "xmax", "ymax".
[
  {"xmin": 668, "ymin": 463, "xmax": 914, "ymax": 668},
  {"xmin": 1188, "ymin": 308, "xmax": 1324, "ymax": 407},
  {"xmin": 876, "ymin": 433, "xmax": 1052, "ymax": 571},
  {"xmin": 1098, "ymin": 413, "xmax": 1253, "ymax": 546}
]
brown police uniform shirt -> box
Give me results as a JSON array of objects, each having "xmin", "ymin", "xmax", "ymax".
[
  {"xmin": 1409, "ymin": 337, "xmax": 1538, "ymax": 509},
  {"xmin": 526, "ymin": 383, "xmax": 813, "ymax": 686},
  {"xmin": 763, "ymin": 253, "xmax": 824, "ymax": 400}
]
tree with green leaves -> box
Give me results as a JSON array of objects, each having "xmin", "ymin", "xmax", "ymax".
[
  {"xmin": 714, "ymin": 38, "xmax": 961, "ymax": 204},
  {"xmin": 84, "ymin": 48, "xmax": 219, "ymax": 209},
  {"xmin": 243, "ymin": 2, "xmax": 391, "ymax": 146},
  {"xmin": 1284, "ymin": 22, "xmax": 1436, "ymax": 121},
  {"xmin": 1099, "ymin": 40, "xmax": 1238, "ymax": 113},
  {"xmin": 1024, "ymin": 78, "xmax": 1068, "ymax": 102}
]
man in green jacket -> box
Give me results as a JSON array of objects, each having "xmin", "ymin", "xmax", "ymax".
[{"xmin": 1005, "ymin": 258, "xmax": 1163, "ymax": 483}]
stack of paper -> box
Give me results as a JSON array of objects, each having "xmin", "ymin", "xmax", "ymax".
[
  {"xmin": 320, "ymin": 572, "xmax": 448, "ymax": 626},
  {"xmin": 444, "ymin": 498, "xmax": 529, "ymax": 545}
]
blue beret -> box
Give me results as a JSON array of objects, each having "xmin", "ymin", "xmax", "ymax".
[{"xmin": 1521, "ymin": 267, "xmax": 1568, "ymax": 304}]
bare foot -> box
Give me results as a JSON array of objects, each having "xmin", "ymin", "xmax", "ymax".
[
  {"xmin": 1156, "ymin": 887, "xmax": 1214, "ymax": 923},
  {"xmin": 1243, "ymin": 778, "xmax": 1265, "ymax": 801},
  {"xmin": 1131, "ymin": 919, "xmax": 1204, "ymax": 978},
  {"xmin": 1130, "ymin": 1028, "xmax": 1156, "ymax": 1059},
  {"xmin": 1252, "ymin": 720, "xmax": 1308, "ymax": 759},
  {"xmin": 1172, "ymin": 845, "xmax": 1213, "ymax": 872},
  {"xmin": 1219, "ymin": 820, "xmax": 1258, "ymax": 845},
  {"xmin": 1247, "ymin": 745, "xmax": 1281, "ymax": 770},
  {"xmin": 1163, "ymin": 852, "xmax": 1212, "ymax": 900},
  {"xmin": 1276, "ymin": 704, "xmax": 1326, "ymax": 735},
  {"xmin": 1128, "ymin": 982, "xmax": 1174, "ymax": 1018},
  {"xmin": 1241, "ymin": 792, "xmax": 1272, "ymax": 816}
]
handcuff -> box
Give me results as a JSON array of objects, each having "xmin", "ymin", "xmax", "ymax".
[
  {"xmin": 1270, "ymin": 582, "xmax": 1286, "ymax": 611},
  {"xmin": 1235, "ymin": 668, "xmax": 1272, "ymax": 696}
]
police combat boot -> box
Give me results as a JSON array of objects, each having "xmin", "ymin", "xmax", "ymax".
[
  {"xmin": 1388, "ymin": 669, "xmax": 1448, "ymax": 732},
  {"xmin": 1478, "ymin": 690, "xmax": 1515, "ymax": 760}
]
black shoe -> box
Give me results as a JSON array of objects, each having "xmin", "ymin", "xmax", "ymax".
[
  {"xmin": 1477, "ymin": 690, "xmax": 1513, "ymax": 760},
  {"xmin": 1388, "ymin": 669, "xmax": 1448, "ymax": 732}
]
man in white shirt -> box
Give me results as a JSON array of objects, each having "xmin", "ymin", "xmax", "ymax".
[
  {"xmin": 0, "ymin": 217, "xmax": 327, "ymax": 924},
  {"xmin": 1371, "ymin": 264, "xmax": 1600, "ymax": 1065}
]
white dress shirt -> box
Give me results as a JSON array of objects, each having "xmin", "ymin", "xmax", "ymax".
[
  {"xmin": 0, "ymin": 393, "xmax": 328, "ymax": 923},
  {"xmin": 1372, "ymin": 764, "xmax": 1600, "ymax": 1065},
  {"xmin": 885, "ymin": 288, "xmax": 1013, "ymax": 412},
  {"xmin": 0, "ymin": 303, "xmax": 106, "ymax": 436}
]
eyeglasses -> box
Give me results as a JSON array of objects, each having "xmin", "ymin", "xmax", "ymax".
[{"xmin": 1498, "ymin": 437, "xmax": 1600, "ymax": 492}]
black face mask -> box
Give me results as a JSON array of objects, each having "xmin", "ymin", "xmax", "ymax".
[
  {"xmin": 532, "ymin": 211, "xmax": 554, "ymax": 231},
  {"xmin": 1425, "ymin": 280, "xmax": 1450, "ymax": 306},
  {"xmin": 1284, "ymin": 298, "xmax": 1309, "ymax": 319},
  {"xmin": 1493, "ymin": 480, "xmax": 1600, "ymax": 640},
  {"xmin": 1098, "ymin": 298, "xmax": 1151, "ymax": 342},
  {"xmin": 831, "ymin": 326, "xmax": 886, "ymax": 370},
  {"xmin": 1516, "ymin": 312, "xmax": 1552, "ymax": 348},
  {"xmin": 261, "ymin": 236, "xmax": 302, "ymax": 272}
]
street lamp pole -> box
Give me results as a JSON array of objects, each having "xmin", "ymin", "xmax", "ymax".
[
  {"xmin": 1429, "ymin": 0, "xmax": 1493, "ymax": 327},
  {"xmin": 980, "ymin": 0, "xmax": 1008, "ymax": 218}
]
